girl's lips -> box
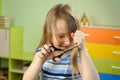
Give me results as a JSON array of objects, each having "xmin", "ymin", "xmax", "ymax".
[{"xmin": 61, "ymin": 46, "xmax": 71, "ymax": 50}]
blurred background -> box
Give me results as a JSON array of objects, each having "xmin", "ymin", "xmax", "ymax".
[
  {"xmin": 0, "ymin": 0, "xmax": 120, "ymax": 80},
  {"xmin": 1, "ymin": 0, "xmax": 120, "ymax": 52}
]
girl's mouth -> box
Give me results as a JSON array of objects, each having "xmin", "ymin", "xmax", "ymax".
[{"xmin": 61, "ymin": 46, "xmax": 71, "ymax": 50}]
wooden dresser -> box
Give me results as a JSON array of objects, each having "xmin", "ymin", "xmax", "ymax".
[{"xmin": 81, "ymin": 26, "xmax": 120, "ymax": 80}]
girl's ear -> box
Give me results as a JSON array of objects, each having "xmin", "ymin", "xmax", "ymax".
[{"xmin": 71, "ymin": 32, "xmax": 74, "ymax": 39}]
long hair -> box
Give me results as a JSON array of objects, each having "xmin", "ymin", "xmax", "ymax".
[{"xmin": 38, "ymin": 3, "xmax": 80, "ymax": 75}]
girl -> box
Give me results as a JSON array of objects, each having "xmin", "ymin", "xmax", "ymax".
[{"xmin": 23, "ymin": 3, "xmax": 100, "ymax": 80}]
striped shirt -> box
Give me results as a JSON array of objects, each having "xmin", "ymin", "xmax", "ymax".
[{"xmin": 36, "ymin": 48, "xmax": 82, "ymax": 80}]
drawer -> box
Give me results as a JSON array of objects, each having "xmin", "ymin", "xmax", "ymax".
[
  {"xmin": 81, "ymin": 28, "xmax": 120, "ymax": 45},
  {"xmin": 93, "ymin": 58, "xmax": 120, "ymax": 75},
  {"xmin": 99, "ymin": 73, "xmax": 120, "ymax": 80},
  {"xmin": 86, "ymin": 43, "xmax": 120, "ymax": 60}
]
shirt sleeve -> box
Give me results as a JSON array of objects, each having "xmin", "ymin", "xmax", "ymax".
[{"xmin": 35, "ymin": 48, "xmax": 41, "ymax": 52}]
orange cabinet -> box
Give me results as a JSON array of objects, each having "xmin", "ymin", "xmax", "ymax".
[
  {"xmin": 81, "ymin": 27, "xmax": 120, "ymax": 45},
  {"xmin": 81, "ymin": 26, "xmax": 120, "ymax": 75}
]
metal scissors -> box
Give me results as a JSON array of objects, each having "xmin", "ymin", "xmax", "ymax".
[{"xmin": 50, "ymin": 44, "xmax": 78, "ymax": 61}]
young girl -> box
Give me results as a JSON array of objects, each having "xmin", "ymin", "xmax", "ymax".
[{"xmin": 23, "ymin": 3, "xmax": 100, "ymax": 80}]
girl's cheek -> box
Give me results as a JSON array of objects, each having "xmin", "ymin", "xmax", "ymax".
[{"xmin": 56, "ymin": 38, "xmax": 63, "ymax": 44}]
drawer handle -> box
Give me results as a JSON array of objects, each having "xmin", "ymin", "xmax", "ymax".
[
  {"xmin": 111, "ymin": 66, "xmax": 120, "ymax": 70},
  {"xmin": 114, "ymin": 36, "xmax": 120, "ymax": 39},
  {"xmin": 85, "ymin": 34, "xmax": 90, "ymax": 37},
  {"xmin": 86, "ymin": 48, "xmax": 88, "ymax": 51},
  {"xmin": 112, "ymin": 51, "xmax": 120, "ymax": 55}
]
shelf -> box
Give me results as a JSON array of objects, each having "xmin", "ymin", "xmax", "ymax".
[
  {"xmin": 0, "ymin": 56, "xmax": 9, "ymax": 59},
  {"xmin": 0, "ymin": 27, "xmax": 24, "ymax": 80},
  {"xmin": 11, "ymin": 69, "xmax": 25, "ymax": 74},
  {"xmin": 10, "ymin": 52, "xmax": 34, "ymax": 61}
]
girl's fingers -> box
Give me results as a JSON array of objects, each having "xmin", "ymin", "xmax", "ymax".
[
  {"xmin": 43, "ymin": 44, "xmax": 51, "ymax": 52},
  {"xmin": 74, "ymin": 30, "xmax": 85, "ymax": 38},
  {"xmin": 36, "ymin": 51, "xmax": 45, "ymax": 59},
  {"xmin": 40, "ymin": 44, "xmax": 54, "ymax": 58},
  {"xmin": 74, "ymin": 30, "xmax": 85, "ymax": 46}
]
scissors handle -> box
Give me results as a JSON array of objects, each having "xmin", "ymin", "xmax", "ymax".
[{"xmin": 53, "ymin": 45, "xmax": 78, "ymax": 61}]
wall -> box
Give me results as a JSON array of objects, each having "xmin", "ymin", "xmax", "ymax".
[
  {"xmin": 0, "ymin": 0, "xmax": 2, "ymax": 16},
  {"xmin": 2, "ymin": 0, "xmax": 120, "ymax": 52}
]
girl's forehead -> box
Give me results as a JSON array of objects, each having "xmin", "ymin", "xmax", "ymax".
[{"xmin": 52, "ymin": 27, "xmax": 68, "ymax": 35}]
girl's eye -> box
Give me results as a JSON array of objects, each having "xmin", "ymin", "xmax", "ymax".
[{"xmin": 59, "ymin": 35, "xmax": 64, "ymax": 38}]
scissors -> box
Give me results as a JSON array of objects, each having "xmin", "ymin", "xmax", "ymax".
[{"xmin": 50, "ymin": 44, "xmax": 79, "ymax": 61}]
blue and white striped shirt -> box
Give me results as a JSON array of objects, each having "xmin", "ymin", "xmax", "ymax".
[{"xmin": 36, "ymin": 48, "xmax": 82, "ymax": 80}]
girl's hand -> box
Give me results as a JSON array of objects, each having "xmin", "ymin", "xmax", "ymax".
[
  {"xmin": 36, "ymin": 44, "xmax": 54, "ymax": 60},
  {"xmin": 72, "ymin": 30, "xmax": 86, "ymax": 49}
]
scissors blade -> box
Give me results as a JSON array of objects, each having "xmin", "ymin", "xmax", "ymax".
[
  {"xmin": 53, "ymin": 44, "xmax": 79, "ymax": 61},
  {"xmin": 60, "ymin": 45, "xmax": 78, "ymax": 54}
]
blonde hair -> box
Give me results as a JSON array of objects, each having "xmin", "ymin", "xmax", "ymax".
[{"xmin": 38, "ymin": 3, "xmax": 80, "ymax": 75}]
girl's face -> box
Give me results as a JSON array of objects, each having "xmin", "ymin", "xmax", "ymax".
[{"xmin": 52, "ymin": 19, "xmax": 73, "ymax": 50}]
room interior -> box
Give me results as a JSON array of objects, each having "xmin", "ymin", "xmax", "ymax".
[{"xmin": 0, "ymin": 0, "xmax": 120, "ymax": 80}]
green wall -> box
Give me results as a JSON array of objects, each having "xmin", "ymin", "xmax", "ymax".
[
  {"xmin": 0, "ymin": 0, "xmax": 2, "ymax": 16},
  {"xmin": 2, "ymin": 0, "xmax": 120, "ymax": 52}
]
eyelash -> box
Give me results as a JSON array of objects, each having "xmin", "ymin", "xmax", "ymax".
[{"xmin": 59, "ymin": 35, "xmax": 64, "ymax": 38}]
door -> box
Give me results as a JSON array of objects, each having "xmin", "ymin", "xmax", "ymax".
[{"xmin": 0, "ymin": 29, "xmax": 9, "ymax": 57}]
